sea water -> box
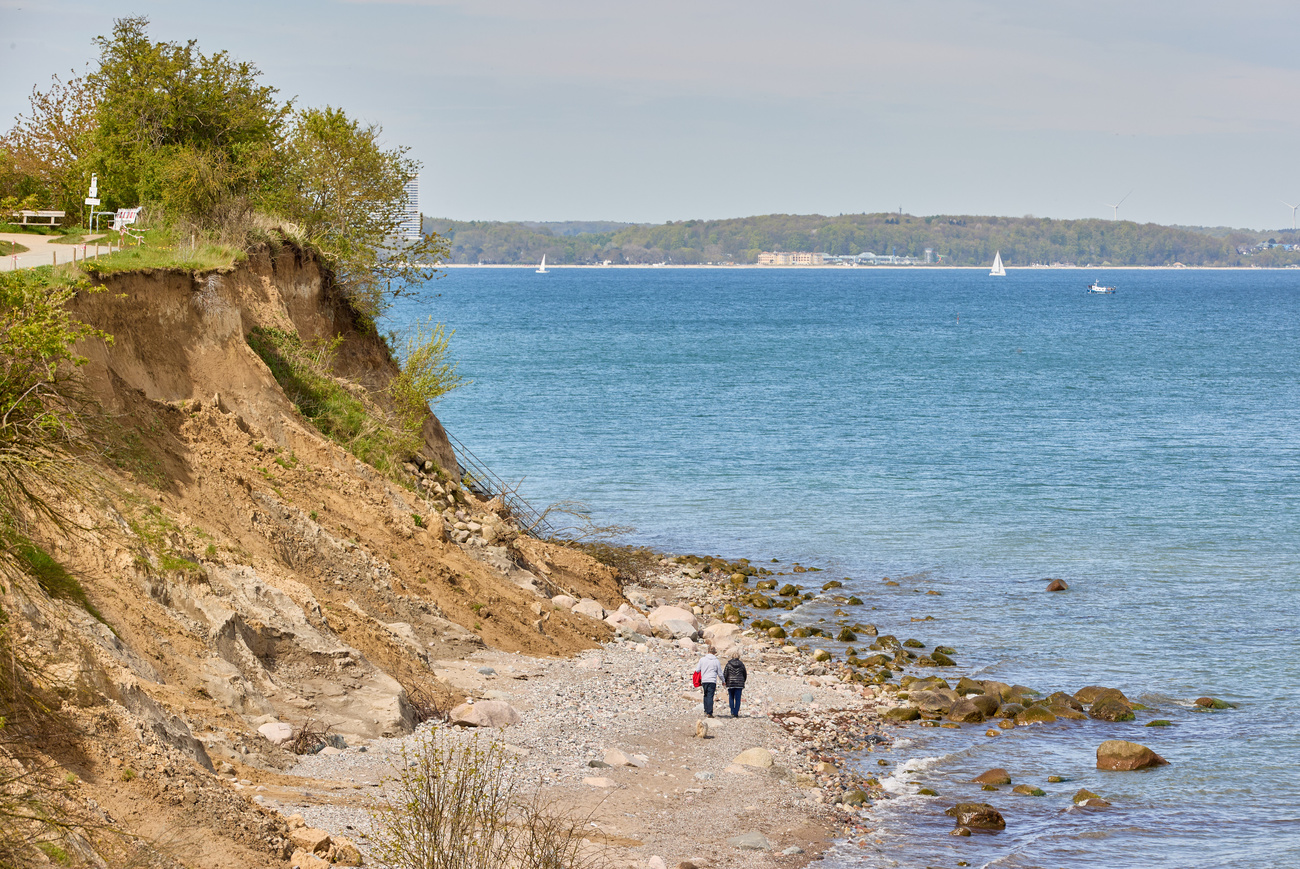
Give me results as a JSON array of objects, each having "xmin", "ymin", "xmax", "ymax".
[{"xmin": 387, "ymin": 267, "xmax": 1300, "ymax": 868}]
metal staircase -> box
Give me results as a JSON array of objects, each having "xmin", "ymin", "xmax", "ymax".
[{"xmin": 444, "ymin": 431, "xmax": 557, "ymax": 538}]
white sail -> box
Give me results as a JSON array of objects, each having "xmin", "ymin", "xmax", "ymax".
[
  {"xmin": 990, "ymin": 251, "xmax": 1006, "ymax": 277},
  {"xmin": 536, "ymin": 254, "xmax": 547, "ymax": 274}
]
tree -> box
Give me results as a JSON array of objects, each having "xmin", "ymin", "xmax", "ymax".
[
  {"xmin": 0, "ymin": 72, "xmax": 100, "ymax": 218},
  {"xmin": 86, "ymin": 16, "xmax": 289, "ymax": 219},
  {"xmin": 275, "ymin": 106, "xmax": 448, "ymax": 323}
]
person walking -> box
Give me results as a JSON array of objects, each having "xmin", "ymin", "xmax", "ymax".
[
  {"xmin": 723, "ymin": 651, "xmax": 748, "ymax": 718},
  {"xmin": 695, "ymin": 647, "xmax": 723, "ymax": 717}
]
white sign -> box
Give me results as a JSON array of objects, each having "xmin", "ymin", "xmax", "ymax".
[
  {"xmin": 88, "ymin": 174, "xmax": 98, "ymax": 199},
  {"xmin": 85, "ymin": 197, "xmax": 101, "ymax": 206}
]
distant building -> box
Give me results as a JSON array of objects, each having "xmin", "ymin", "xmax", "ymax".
[
  {"xmin": 399, "ymin": 176, "xmax": 421, "ymax": 241},
  {"xmin": 757, "ymin": 250, "xmax": 825, "ymax": 265}
]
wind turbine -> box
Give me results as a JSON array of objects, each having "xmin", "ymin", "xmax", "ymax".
[
  {"xmin": 1281, "ymin": 199, "xmax": 1299, "ymax": 231},
  {"xmin": 1106, "ymin": 189, "xmax": 1134, "ymax": 221}
]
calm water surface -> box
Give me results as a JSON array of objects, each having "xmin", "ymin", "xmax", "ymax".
[{"xmin": 389, "ymin": 267, "xmax": 1300, "ymax": 868}]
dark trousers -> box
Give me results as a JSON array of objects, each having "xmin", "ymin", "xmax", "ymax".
[
  {"xmin": 728, "ymin": 687, "xmax": 743, "ymax": 717},
  {"xmin": 702, "ymin": 682, "xmax": 716, "ymax": 715}
]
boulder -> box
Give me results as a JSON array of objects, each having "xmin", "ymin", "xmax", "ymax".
[
  {"xmin": 812, "ymin": 649, "xmax": 832, "ymax": 662},
  {"xmin": 289, "ymin": 849, "xmax": 331, "ymax": 869},
  {"xmin": 930, "ymin": 651, "xmax": 956, "ymax": 666},
  {"xmin": 1074, "ymin": 685, "xmax": 1127, "ymax": 705},
  {"xmin": 971, "ymin": 768, "xmax": 1011, "ymax": 785},
  {"xmin": 331, "ymin": 837, "xmax": 363, "ymax": 866},
  {"xmin": 1096, "ymin": 740, "xmax": 1168, "ymax": 771},
  {"xmin": 1012, "ymin": 785, "xmax": 1046, "ymax": 796},
  {"xmin": 1046, "ymin": 691, "xmax": 1083, "ymax": 710},
  {"xmin": 551, "ymin": 594, "xmax": 577, "ymax": 610},
  {"xmin": 449, "ymin": 701, "xmax": 522, "ymax": 729},
  {"xmin": 1195, "ymin": 696, "xmax": 1236, "ymax": 710},
  {"xmin": 1045, "ymin": 579, "xmax": 1068, "ymax": 591},
  {"xmin": 732, "ymin": 747, "xmax": 774, "ymax": 769},
  {"xmin": 703, "ymin": 622, "xmax": 741, "ymax": 643},
  {"xmin": 572, "ymin": 598, "xmax": 606, "ymax": 620},
  {"xmin": 661, "ymin": 619, "xmax": 700, "ymax": 640},
  {"xmin": 1049, "ymin": 704, "xmax": 1089, "ymax": 720},
  {"xmin": 883, "ymin": 706, "xmax": 921, "ymax": 722},
  {"xmin": 955, "ymin": 677, "xmax": 986, "ymax": 696},
  {"xmin": 1072, "ymin": 788, "xmax": 1106, "ymax": 805},
  {"xmin": 981, "ymin": 680, "xmax": 1013, "ymax": 700},
  {"xmin": 289, "ymin": 827, "xmax": 331, "ymax": 855},
  {"xmin": 605, "ymin": 610, "xmax": 652, "ymax": 635},
  {"xmin": 969, "ymin": 694, "xmax": 1001, "ymax": 717},
  {"xmin": 912, "ymin": 688, "xmax": 959, "ymax": 715},
  {"xmin": 945, "ymin": 699, "xmax": 987, "ymax": 723},
  {"xmin": 1089, "ymin": 697, "xmax": 1135, "ymax": 722},
  {"xmin": 258, "ymin": 721, "xmax": 294, "ymax": 747},
  {"xmin": 648, "ymin": 605, "xmax": 699, "ymax": 630},
  {"xmin": 1014, "ymin": 706, "xmax": 1057, "ymax": 726},
  {"xmin": 943, "ymin": 802, "xmax": 1005, "ymax": 830}
]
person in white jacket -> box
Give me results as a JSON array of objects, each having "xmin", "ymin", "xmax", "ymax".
[{"xmin": 695, "ymin": 648, "xmax": 723, "ymax": 717}]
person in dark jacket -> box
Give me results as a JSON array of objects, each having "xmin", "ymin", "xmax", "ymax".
[{"xmin": 723, "ymin": 651, "xmax": 748, "ymax": 718}]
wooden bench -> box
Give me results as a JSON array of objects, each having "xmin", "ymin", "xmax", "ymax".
[{"xmin": 10, "ymin": 210, "xmax": 66, "ymax": 226}]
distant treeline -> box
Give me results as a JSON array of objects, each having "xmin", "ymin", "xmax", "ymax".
[{"xmin": 424, "ymin": 214, "xmax": 1300, "ymax": 267}]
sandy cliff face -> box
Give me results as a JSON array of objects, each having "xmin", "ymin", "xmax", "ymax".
[{"xmin": 2, "ymin": 246, "xmax": 624, "ymax": 867}]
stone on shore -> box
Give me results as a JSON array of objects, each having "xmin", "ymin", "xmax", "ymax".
[
  {"xmin": 1096, "ymin": 740, "xmax": 1169, "ymax": 771},
  {"xmin": 258, "ymin": 721, "xmax": 294, "ymax": 746},
  {"xmin": 551, "ymin": 594, "xmax": 577, "ymax": 610},
  {"xmin": 943, "ymin": 802, "xmax": 1006, "ymax": 829},
  {"xmin": 289, "ymin": 826, "xmax": 331, "ymax": 855},
  {"xmin": 703, "ymin": 623, "xmax": 741, "ymax": 643},
  {"xmin": 604, "ymin": 749, "xmax": 648, "ymax": 768},
  {"xmin": 648, "ymin": 605, "xmax": 699, "ymax": 630},
  {"xmin": 332, "ymin": 837, "xmax": 363, "ymax": 866},
  {"xmin": 728, "ymin": 832, "xmax": 771, "ymax": 850},
  {"xmin": 449, "ymin": 700, "xmax": 522, "ymax": 729},
  {"xmin": 605, "ymin": 609, "xmax": 652, "ymax": 635},
  {"xmin": 583, "ymin": 776, "xmax": 617, "ymax": 788},
  {"xmin": 732, "ymin": 747, "xmax": 774, "ymax": 768},
  {"xmin": 290, "ymin": 849, "xmax": 331, "ymax": 869},
  {"xmin": 662, "ymin": 619, "xmax": 700, "ymax": 640},
  {"xmin": 972, "ymin": 768, "xmax": 1011, "ymax": 785},
  {"xmin": 695, "ymin": 719, "xmax": 710, "ymax": 739},
  {"xmin": 572, "ymin": 598, "xmax": 606, "ymax": 620}
]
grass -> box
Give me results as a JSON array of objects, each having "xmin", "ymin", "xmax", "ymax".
[
  {"xmin": 0, "ymin": 240, "xmax": 30, "ymax": 255},
  {"xmin": 246, "ymin": 326, "xmax": 420, "ymax": 479},
  {"xmin": 7, "ymin": 533, "xmax": 110, "ymax": 627}
]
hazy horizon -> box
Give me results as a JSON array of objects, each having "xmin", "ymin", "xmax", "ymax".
[{"xmin": 5, "ymin": 0, "xmax": 1300, "ymax": 231}]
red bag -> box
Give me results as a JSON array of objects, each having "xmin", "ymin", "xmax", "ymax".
[{"xmin": 692, "ymin": 670, "xmax": 702, "ymax": 688}]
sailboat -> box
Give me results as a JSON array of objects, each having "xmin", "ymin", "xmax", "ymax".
[
  {"xmin": 536, "ymin": 254, "xmax": 548, "ymax": 274},
  {"xmin": 989, "ymin": 251, "xmax": 1006, "ymax": 277}
]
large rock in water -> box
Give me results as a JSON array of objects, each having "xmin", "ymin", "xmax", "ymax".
[
  {"xmin": 1089, "ymin": 696, "xmax": 1135, "ymax": 722},
  {"xmin": 911, "ymin": 689, "xmax": 958, "ymax": 715},
  {"xmin": 1096, "ymin": 740, "xmax": 1169, "ymax": 771},
  {"xmin": 943, "ymin": 803, "xmax": 1006, "ymax": 829},
  {"xmin": 945, "ymin": 699, "xmax": 987, "ymax": 723},
  {"xmin": 972, "ymin": 768, "xmax": 1012, "ymax": 785},
  {"xmin": 449, "ymin": 700, "xmax": 522, "ymax": 729}
]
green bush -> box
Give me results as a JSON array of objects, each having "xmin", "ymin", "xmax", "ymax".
[{"xmin": 247, "ymin": 326, "xmax": 418, "ymax": 478}]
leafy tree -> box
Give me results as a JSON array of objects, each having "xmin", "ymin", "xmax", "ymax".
[
  {"xmin": 85, "ymin": 16, "xmax": 289, "ymax": 220},
  {"xmin": 275, "ymin": 106, "xmax": 447, "ymax": 322},
  {"xmin": 0, "ymin": 73, "xmax": 100, "ymax": 218}
]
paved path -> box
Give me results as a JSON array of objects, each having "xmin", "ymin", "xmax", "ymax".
[{"xmin": 0, "ymin": 232, "xmax": 112, "ymax": 272}]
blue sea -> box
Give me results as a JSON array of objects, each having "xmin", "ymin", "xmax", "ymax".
[{"xmin": 388, "ymin": 267, "xmax": 1300, "ymax": 868}]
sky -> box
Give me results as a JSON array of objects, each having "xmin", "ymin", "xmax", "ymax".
[{"xmin": 3, "ymin": 0, "xmax": 1299, "ymax": 229}]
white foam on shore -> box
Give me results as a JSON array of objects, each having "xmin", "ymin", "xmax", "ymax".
[{"xmin": 878, "ymin": 755, "xmax": 944, "ymax": 796}]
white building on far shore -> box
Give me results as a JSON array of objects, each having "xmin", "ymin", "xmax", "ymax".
[
  {"xmin": 757, "ymin": 250, "xmax": 825, "ymax": 265},
  {"xmin": 399, "ymin": 176, "xmax": 421, "ymax": 241}
]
